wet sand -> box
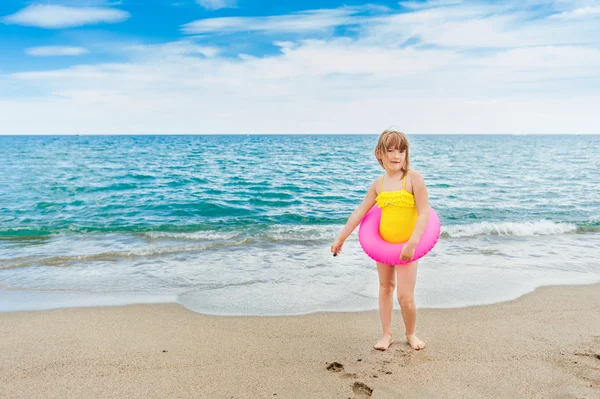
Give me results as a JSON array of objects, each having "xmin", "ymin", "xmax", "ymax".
[{"xmin": 1, "ymin": 283, "xmax": 599, "ymax": 398}]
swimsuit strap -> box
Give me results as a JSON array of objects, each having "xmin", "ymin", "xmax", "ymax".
[
  {"xmin": 402, "ymin": 173, "xmax": 407, "ymax": 190},
  {"xmin": 380, "ymin": 175, "xmax": 385, "ymax": 193}
]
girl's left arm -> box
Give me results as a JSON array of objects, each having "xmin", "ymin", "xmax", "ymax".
[
  {"xmin": 400, "ymin": 171, "xmax": 430, "ymax": 261},
  {"xmin": 409, "ymin": 171, "xmax": 430, "ymax": 245}
]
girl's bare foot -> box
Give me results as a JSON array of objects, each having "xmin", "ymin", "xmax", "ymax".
[
  {"xmin": 374, "ymin": 334, "xmax": 393, "ymax": 351},
  {"xmin": 406, "ymin": 334, "xmax": 425, "ymax": 350}
]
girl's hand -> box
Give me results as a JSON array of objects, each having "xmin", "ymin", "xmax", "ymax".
[
  {"xmin": 400, "ymin": 241, "xmax": 417, "ymax": 261},
  {"xmin": 331, "ymin": 240, "xmax": 344, "ymax": 257}
]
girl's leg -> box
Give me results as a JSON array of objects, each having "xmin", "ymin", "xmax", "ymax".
[
  {"xmin": 396, "ymin": 261, "xmax": 426, "ymax": 350},
  {"xmin": 374, "ymin": 262, "xmax": 396, "ymax": 350}
]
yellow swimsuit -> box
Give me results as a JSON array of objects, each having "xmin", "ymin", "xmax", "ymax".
[{"xmin": 376, "ymin": 174, "xmax": 418, "ymax": 243}]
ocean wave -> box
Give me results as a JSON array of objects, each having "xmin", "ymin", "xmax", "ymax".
[
  {"xmin": 442, "ymin": 221, "xmax": 579, "ymax": 238},
  {"xmin": 258, "ymin": 225, "xmax": 341, "ymax": 243},
  {"xmin": 144, "ymin": 231, "xmax": 240, "ymax": 240},
  {"xmin": 146, "ymin": 225, "xmax": 341, "ymax": 244},
  {"xmin": 2, "ymin": 218, "xmax": 598, "ymax": 243},
  {"xmin": 0, "ymin": 239, "xmax": 255, "ymax": 271}
]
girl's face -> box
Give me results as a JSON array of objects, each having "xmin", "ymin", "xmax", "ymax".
[{"xmin": 384, "ymin": 147, "xmax": 406, "ymax": 172}]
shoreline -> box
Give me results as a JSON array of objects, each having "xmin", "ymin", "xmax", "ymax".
[
  {"xmin": 2, "ymin": 279, "xmax": 600, "ymax": 316},
  {"xmin": 1, "ymin": 283, "xmax": 599, "ymax": 398}
]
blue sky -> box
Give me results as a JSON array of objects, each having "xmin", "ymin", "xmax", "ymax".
[{"xmin": 1, "ymin": 0, "xmax": 599, "ymax": 134}]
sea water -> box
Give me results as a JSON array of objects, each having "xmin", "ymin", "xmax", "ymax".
[{"xmin": 1, "ymin": 134, "xmax": 599, "ymax": 315}]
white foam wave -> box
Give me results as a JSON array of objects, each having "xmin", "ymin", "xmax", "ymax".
[
  {"xmin": 443, "ymin": 220, "xmax": 577, "ymax": 238},
  {"xmin": 144, "ymin": 231, "xmax": 239, "ymax": 240},
  {"xmin": 145, "ymin": 225, "xmax": 343, "ymax": 243},
  {"xmin": 0, "ymin": 240, "xmax": 256, "ymax": 270},
  {"xmin": 263, "ymin": 225, "xmax": 341, "ymax": 242}
]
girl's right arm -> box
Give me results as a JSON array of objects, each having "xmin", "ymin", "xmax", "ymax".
[{"xmin": 331, "ymin": 179, "xmax": 379, "ymax": 256}]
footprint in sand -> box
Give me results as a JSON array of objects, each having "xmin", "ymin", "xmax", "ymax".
[
  {"xmin": 352, "ymin": 382, "xmax": 373, "ymax": 398},
  {"xmin": 326, "ymin": 361, "xmax": 344, "ymax": 372},
  {"xmin": 557, "ymin": 351, "xmax": 600, "ymax": 387},
  {"xmin": 574, "ymin": 351, "xmax": 600, "ymax": 362},
  {"xmin": 394, "ymin": 348, "xmax": 413, "ymax": 366},
  {"xmin": 326, "ymin": 362, "xmax": 357, "ymax": 379}
]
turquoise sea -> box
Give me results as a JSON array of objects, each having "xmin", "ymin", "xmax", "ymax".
[{"xmin": 1, "ymin": 134, "xmax": 599, "ymax": 314}]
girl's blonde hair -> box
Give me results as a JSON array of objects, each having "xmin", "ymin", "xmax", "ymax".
[{"xmin": 374, "ymin": 129, "xmax": 410, "ymax": 175}]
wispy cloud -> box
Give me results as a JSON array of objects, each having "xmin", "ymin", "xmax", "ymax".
[
  {"xmin": 25, "ymin": 46, "xmax": 89, "ymax": 56},
  {"xmin": 127, "ymin": 40, "xmax": 220, "ymax": 58},
  {"xmin": 2, "ymin": 4, "xmax": 130, "ymax": 29},
  {"xmin": 399, "ymin": 0, "xmax": 465, "ymax": 9},
  {"xmin": 182, "ymin": 8, "xmax": 365, "ymax": 34},
  {"xmin": 549, "ymin": 6, "xmax": 600, "ymax": 19},
  {"xmin": 196, "ymin": 0, "xmax": 237, "ymax": 11},
  {"xmin": 362, "ymin": 2, "xmax": 600, "ymax": 48}
]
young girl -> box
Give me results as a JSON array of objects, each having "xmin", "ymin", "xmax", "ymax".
[{"xmin": 331, "ymin": 130, "xmax": 430, "ymax": 351}]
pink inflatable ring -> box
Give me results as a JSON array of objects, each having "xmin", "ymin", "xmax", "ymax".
[{"xmin": 358, "ymin": 206, "xmax": 441, "ymax": 266}]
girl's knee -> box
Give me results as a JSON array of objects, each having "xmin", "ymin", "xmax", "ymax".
[
  {"xmin": 379, "ymin": 281, "xmax": 396, "ymax": 295},
  {"xmin": 397, "ymin": 294, "xmax": 415, "ymax": 308}
]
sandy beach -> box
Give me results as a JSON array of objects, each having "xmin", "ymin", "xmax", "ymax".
[{"xmin": 1, "ymin": 283, "xmax": 599, "ymax": 399}]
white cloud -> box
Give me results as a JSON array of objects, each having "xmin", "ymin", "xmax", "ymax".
[
  {"xmin": 399, "ymin": 0, "xmax": 465, "ymax": 9},
  {"xmin": 182, "ymin": 8, "xmax": 362, "ymax": 34},
  {"xmin": 361, "ymin": 2, "xmax": 600, "ymax": 48},
  {"xmin": 127, "ymin": 41, "xmax": 220, "ymax": 58},
  {"xmin": 6, "ymin": 36, "xmax": 599, "ymax": 134},
  {"xmin": 197, "ymin": 0, "xmax": 236, "ymax": 10},
  {"xmin": 25, "ymin": 46, "xmax": 89, "ymax": 56},
  {"xmin": 2, "ymin": 4, "xmax": 130, "ymax": 29},
  {"xmin": 549, "ymin": 6, "xmax": 600, "ymax": 19},
  {"xmin": 1, "ymin": 92, "xmax": 598, "ymax": 135}
]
